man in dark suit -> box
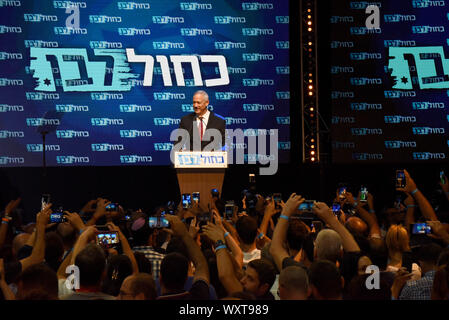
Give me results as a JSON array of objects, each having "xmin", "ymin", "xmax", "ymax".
[{"xmin": 178, "ymin": 90, "xmax": 226, "ymax": 151}]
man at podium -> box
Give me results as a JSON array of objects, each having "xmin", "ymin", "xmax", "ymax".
[{"xmin": 178, "ymin": 90, "xmax": 226, "ymax": 151}]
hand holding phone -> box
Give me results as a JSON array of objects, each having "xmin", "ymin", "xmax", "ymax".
[
  {"xmin": 182, "ymin": 193, "xmax": 192, "ymax": 209},
  {"xmin": 96, "ymin": 231, "xmax": 119, "ymax": 248},
  {"xmin": 396, "ymin": 170, "xmax": 406, "ymax": 189},
  {"xmin": 192, "ymin": 192, "xmax": 200, "ymax": 204},
  {"xmin": 273, "ymin": 193, "xmax": 282, "ymax": 209},
  {"xmin": 359, "ymin": 186, "xmax": 368, "ymax": 202},
  {"xmin": 411, "ymin": 223, "xmax": 432, "ymax": 235},
  {"xmin": 149, "ymin": 217, "xmax": 170, "ymax": 229}
]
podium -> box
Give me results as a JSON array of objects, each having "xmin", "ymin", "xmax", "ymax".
[{"xmin": 174, "ymin": 151, "xmax": 227, "ymax": 211}]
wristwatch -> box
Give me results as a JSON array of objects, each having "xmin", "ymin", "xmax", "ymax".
[{"xmin": 214, "ymin": 239, "xmax": 225, "ymax": 249}]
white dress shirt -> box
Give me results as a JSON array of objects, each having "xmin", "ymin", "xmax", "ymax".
[{"xmin": 196, "ymin": 109, "xmax": 210, "ymax": 138}]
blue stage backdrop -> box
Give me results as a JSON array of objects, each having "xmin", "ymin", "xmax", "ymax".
[
  {"xmin": 0, "ymin": 0, "xmax": 289, "ymax": 167},
  {"xmin": 330, "ymin": 0, "xmax": 449, "ymax": 163}
]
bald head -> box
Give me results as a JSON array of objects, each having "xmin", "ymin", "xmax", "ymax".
[
  {"xmin": 12, "ymin": 233, "xmax": 30, "ymax": 257},
  {"xmin": 314, "ymin": 229, "xmax": 343, "ymax": 263},
  {"xmin": 345, "ymin": 217, "xmax": 368, "ymax": 237},
  {"xmin": 279, "ymin": 266, "xmax": 309, "ymax": 300},
  {"xmin": 118, "ymin": 273, "xmax": 157, "ymax": 300}
]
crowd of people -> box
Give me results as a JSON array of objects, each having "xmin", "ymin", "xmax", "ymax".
[{"xmin": 0, "ymin": 169, "xmax": 449, "ymax": 300}]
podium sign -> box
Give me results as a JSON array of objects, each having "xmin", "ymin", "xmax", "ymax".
[
  {"xmin": 174, "ymin": 151, "xmax": 228, "ymax": 168},
  {"xmin": 175, "ymin": 151, "xmax": 227, "ymax": 211}
]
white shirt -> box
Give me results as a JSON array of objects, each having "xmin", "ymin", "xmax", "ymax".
[
  {"xmin": 196, "ymin": 109, "xmax": 210, "ymax": 137},
  {"xmin": 243, "ymin": 248, "xmax": 261, "ymax": 266}
]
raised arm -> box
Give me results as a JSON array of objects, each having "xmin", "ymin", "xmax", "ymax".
[
  {"xmin": 352, "ymin": 193, "xmax": 382, "ymax": 238},
  {"xmin": 0, "ymin": 198, "xmax": 21, "ymax": 250},
  {"xmin": 313, "ymin": 202, "xmax": 360, "ymax": 253},
  {"xmin": 20, "ymin": 204, "xmax": 50, "ymax": 271},
  {"xmin": 85, "ymin": 198, "xmax": 110, "ymax": 226},
  {"xmin": 269, "ymin": 193, "xmax": 305, "ymax": 271},
  {"xmin": 0, "ymin": 259, "xmax": 15, "ymax": 300},
  {"xmin": 107, "ymin": 222, "xmax": 139, "ymax": 275},
  {"xmin": 203, "ymin": 221, "xmax": 243, "ymax": 295},
  {"xmin": 397, "ymin": 170, "xmax": 438, "ymax": 221},
  {"xmin": 164, "ymin": 215, "xmax": 209, "ymax": 285}
]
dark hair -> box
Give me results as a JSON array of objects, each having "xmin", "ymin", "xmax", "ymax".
[
  {"xmin": 308, "ymin": 260, "xmax": 342, "ymax": 299},
  {"xmin": 226, "ymin": 291, "xmax": 256, "ymax": 300},
  {"xmin": 45, "ymin": 232, "xmax": 64, "ymax": 272},
  {"xmin": 102, "ymin": 254, "xmax": 133, "ymax": 296},
  {"xmin": 134, "ymin": 252, "xmax": 152, "ymax": 275},
  {"xmin": 74, "ymin": 243, "xmax": 106, "ymax": 287},
  {"xmin": 417, "ymin": 243, "xmax": 442, "ymax": 265},
  {"xmin": 437, "ymin": 248, "xmax": 449, "ymax": 267},
  {"xmin": 130, "ymin": 214, "xmax": 153, "ymax": 246},
  {"xmin": 236, "ymin": 216, "xmax": 258, "ymax": 245},
  {"xmin": 160, "ymin": 252, "xmax": 189, "ymax": 291},
  {"xmin": 129, "ymin": 273, "xmax": 157, "ymax": 300},
  {"xmin": 166, "ymin": 236, "xmax": 189, "ymax": 259},
  {"xmin": 18, "ymin": 263, "xmax": 58, "ymax": 300},
  {"xmin": 348, "ymin": 273, "xmax": 391, "ymax": 300},
  {"xmin": 247, "ymin": 259, "xmax": 276, "ymax": 289},
  {"xmin": 56, "ymin": 223, "xmax": 77, "ymax": 249},
  {"xmin": 286, "ymin": 218, "xmax": 309, "ymax": 251}
]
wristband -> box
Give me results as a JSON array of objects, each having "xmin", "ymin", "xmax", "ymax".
[
  {"xmin": 1, "ymin": 220, "xmax": 8, "ymax": 225},
  {"xmin": 280, "ymin": 215, "xmax": 289, "ymax": 221},
  {"xmin": 411, "ymin": 188, "xmax": 419, "ymax": 195},
  {"xmin": 2, "ymin": 217, "xmax": 11, "ymax": 223},
  {"xmin": 215, "ymin": 245, "xmax": 227, "ymax": 252},
  {"xmin": 257, "ymin": 232, "xmax": 264, "ymax": 240},
  {"xmin": 224, "ymin": 232, "xmax": 230, "ymax": 238}
]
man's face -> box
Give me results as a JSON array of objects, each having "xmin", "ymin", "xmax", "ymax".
[
  {"xmin": 240, "ymin": 266, "xmax": 263, "ymax": 296},
  {"xmin": 193, "ymin": 93, "xmax": 208, "ymax": 116}
]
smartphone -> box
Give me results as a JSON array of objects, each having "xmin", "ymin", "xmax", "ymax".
[
  {"xmin": 50, "ymin": 209, "xmax": 65, "ymax": 223},
  {"xmin": 394, "ymin": 195, "xmax": 402, "ymax": 209},
  {"xmin": 197, "ymin": 212, "xmax": 211, "ymax": 232},
  {"xmin": 273, "ymin": 193, "xmax": 282, "ymax": 209},
  {"xmin": 249, "ymin": 173, "xmax": 256, "ymax": 184},
  {"xmin": 312, "ymin": 220, "xmax": 323, "ymax": 233},
  {"xmin": 182, "ymin": 193, "xmax": 192, "ymax": 209},
  {"xmin": 41, "ymin": 194, "xmax": 51, "ymax": 210},
  {"xmin": 225, "ymin": 204, "xmax": 234, "ymax": 220},
  {"xmin": 106, "ymin": 203, "xmax": 118, "ymax": 211},
  {"xmin": 211, "ymin": 188, "xmax": 219, "ymax": 198},
  {"xmin": 298, "ymin": 200, "xmax": 315, "ymax": 213},
  {"xmin": 192, "ymin": 192, "xmax": 200, "ymax": 203},
  {"xmin": 148, "ymin": 217, "xmax": 170, "ymax": 229},
  {"xmin": 338, "ymin": 187, "xmax": 347, "ymax": 200},
  {"xmin": 440, "ymin": 170, "xmax": 446, "ymax": 185},
  {"xmin": 332, "ymin": 203, "xmax": 341, "ymax": 213},
  {"xmin": 96, "ymin": 231, "xmax": 119, "ymax": 247},
  {"xmin": 411, "ymin": 223, "xmax": 432, "ymax": 235},
  {"xmin": 396, "ymin": 170, "xmax": 406, "ymax": 188},
  {"xmin": 360, "ymin": 186, "xmax": 368, "ymax": 202}
]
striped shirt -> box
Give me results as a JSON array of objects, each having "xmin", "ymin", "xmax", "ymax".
[{"xmin": 133, "ymin": 246, "xmax": 165, "ymax": 280}]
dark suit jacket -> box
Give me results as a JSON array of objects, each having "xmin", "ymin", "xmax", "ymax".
[{"xmin": 178, "ymin": 111, "xmax": 226, "ymax": 151}]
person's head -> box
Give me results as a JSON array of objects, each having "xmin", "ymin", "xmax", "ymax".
[
  {"xmin": 240, "ymin": 259, "xmax": 276, "ymax": 298},
  {"xmin": 235, "ymin": 216, "xmax": 258, "ymax": 246},
  {"xmin": 134, "ymin": 251, "xmax": 152, "ymax": 275},
  {"xmin": 279, "ymin": 266, "xmax": 310, "ymax": 300},
  {"xmin": 432, "ymin": 264, "xmax": 449, "ymax": 300},
  {"xmin": 357, "ymin": 255, "xmax": 373, "ymax": 276},
  {"xmin": 348, "ymin": 273, "xmax": 391, "ymax": 300},
  {"xmin": 130, "ymin": 215, "xmax": 155, "ymax": 247},
  {"xmin": 118, "ymin": 273, "xmax": 157, "ymax": 300},
  {"xmin": 308, "ymin": 260, "xmax": 344, "ymax": 300},
  {"xmin": 56, "ymin": 222, "xmax": 77, "ymax": 251},
  {"xmin": 192, "ymin": 90, "xmax": 209, "ymax": 116},
  {"xmin": 286, "ymin": 218, "xmax": 309, "ymax": 256},
  {"xmin": 416, "ymin": 243, "xmax": 442, "ymax": 271},
  {"xmin": 385, "ymin": 224, "xmax": 410, "ymax": 253},
  {"xmin": 45, "ymin": 232, "xmax": 64, "ymax": 272},
  {"xmin": 17, "ymin": 263, "xmax": 58, "ymax": 300},
  {"xmin": 102, "ymin": 254, "xmax": 134, "ymax": 296},
  {"xmin": 314, "ymin": 229, "xmax": 343, "ymax": 264},
  {"xmin": 12, "ymin": 232, "xmax": 30, "ymax": 258},
  {"xmin": 160, "ymin": 252, "xmax": 189, "ymax": 293},
  {"xmin": 74, "ymin": 243, "xmax": 107, "ymax": 289},
  {"xmin": 345, "ymin": 217, "xmax": 368, "ymax": 238}
]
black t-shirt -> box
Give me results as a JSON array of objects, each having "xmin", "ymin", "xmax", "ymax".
[
  {"xmin": 340, "ymin": 251, "xmax": 363, "ymax": 291},
  {"xmin": 4, "ymin": 260, "xmax": 22, "ymax": 284},
  {"xmin": 257, "ymin": 291, "xmax": 275, "ymax": 300},
  {"xmin": 282, "ymin": 257, "xmax": 307, "ymax": 270},
  {"xmin": 157, "ymin": 279, "xmax": 210, "ymax": 300}
]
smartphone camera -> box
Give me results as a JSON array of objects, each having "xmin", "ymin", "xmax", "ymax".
[
  {"xmin": 148, "ymin": 217, "xmax": 170, "ymax": 229},
  {"xmin": 211, "ymin": 188, "xmax": 219, "ymax": 198},
  {"xmin": 192, "ymin": 192, "xmax": 200, "ymax": 203},
  {"xmin": 225, "ymin": 204, "xmax": 234, "ymax": 221},
  {"xmin": 273, "ymin": 193, "xmax": 282, "ymax": 209},
  {"xmin": 182, "ymin": 193, "xmax": 192, "ymax": 209},
  {"xmin": 96, "ymin": 231, "xmax": 119, "ymax": 248},
  {"xmin": 106, "ymin": 203, "xmax": 118, "ymax": 211},
  {"xmin": 360, "ymin": 186, "xmax": 368, "ymax": 203},
  {"xmin": 411, "ymin": 223, "xmax": 432, "ymax": 235},
  {"xmin": 396, "ymin": 170, "xmax": 406, "ymax": 188}
]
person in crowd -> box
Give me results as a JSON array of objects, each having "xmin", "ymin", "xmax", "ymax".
[
  {"xmin": 117, "ymin": 273, "xmax": 157, "ymax": 300},
  {"xmin": 278, "ymin": 266, "xmax": 310, "ymax": 300},
  {"xmin": 235, "ymin": 216, "xmax": 261, "ymax": 267},
  {"xmin": 308, "ymin": 260, "xmax": 344, "ymax": 300}
]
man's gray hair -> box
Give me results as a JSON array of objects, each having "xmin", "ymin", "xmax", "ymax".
[
  {"xmin": 315, "ymin": 229, "xmax": 343, "ymax": 263},
  {"xmin": 279, "ymin": 266, "xmax": 309, "ymax": 294},
  {"xmin": 194, "ymin": 90, "xmax": 209, "ymax": 101}
]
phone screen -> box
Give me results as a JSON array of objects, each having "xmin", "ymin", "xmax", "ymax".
[
  {"xmin": 298, "ymin": 201, "xmax": 315, "ymax": 212},
  {"xmin": 192, "ymin": 192, "xmax": 200, "ymax": 203},
  {"xmin": 225, "ymin": 205, "xmax": 234, "ymax": 220},
  {"xmin": 96, "ymin": 232, "xmax": 119, "ymax": 246},
  {"xmin": 50, "ymin": 212, "xmax": 63, "ymax": 223},
  {"xmin": 182, "ymin": 194, "xmax": 192, "ymax": 209},
  {"xmin": 440, "ymin": 170, "xmax": 446, "ymax": 185},
  {"xmin": 396, "ymin": 170, "xmax": 406, "ymax": 188},
  {"xmin": 332, "ymin": 203, "xmax": 341, "ymax": 212},
  {"xmin": 338, "ymin": 187, "xmax": 347, "ymax": 199},
  {"xmin": 106, "ymin": 203, "xmax": 117, "ymax": 211},
  {"xmin": 149, "ymin": 217, "xmax": 170, "ymax": 229},
  {"xmin": 41, "ymin": 194, "xmax": 51, "ymax": 210},
  {"xmin": 411, "ymin": 223, "xmax": 432, "ymax": 235},
  {"xmin": 360, "ymin": 187, "xmax": 368, "ymax": 202},
  {"xmin": 249, "ymin": 173, "xmax": 256, "ymax": 183}
]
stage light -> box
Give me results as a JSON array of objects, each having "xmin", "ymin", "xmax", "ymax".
[
  {"xmin": 309, "ymin": 79, "xmax": 313, "ymax": 83},
  {"xmin": 311, "ymin": 151, "xmax": 315, "ymax": 155},
  {"xmin": 308, "ymin": 21, "xmax": 312, "ymax": 25},
  {"xmin": 308, "ymin": 42, "xmax": 312, "ymax": 46},
  {"xmin": 308, "ymin": 92, "xmax": 313, "ymax": 96},
  {"xmin": 308, "ymin": 15, "xmax": 312, "ymax": 19},
  {"xmin": 311, "ymin": 157, "xmax": 315, "ymax": 162},
  {"xmin": 311, "ymin": 139, "xmax": 315, "ymax": 142},
  {"xmin": 308, "ymin": 85, "xmax": 313, "ymax": 90},
  {"xmin": 309, "ymin": 107, "xmax": 314, "ymax": 111},
  {"xmin": 311, "ymin": 145, "xmax": 315, "ymax": 149},
  {"xmin": 308, "ymin": 28, "xmax": 312, "ymax": 32}
]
